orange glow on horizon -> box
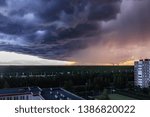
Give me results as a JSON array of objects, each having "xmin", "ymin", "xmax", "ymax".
[
  {"xmin": 119, "ymin": 60, "xmax": 134, "ymax": 66},
  {"xmin": 67, "ymin": 61, "xmax": 77, "ymax": 65}
]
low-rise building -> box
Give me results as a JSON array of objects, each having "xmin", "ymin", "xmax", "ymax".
[{"xmin": 0, "ymin": 87, "xmax": 83, "ymax": 100}]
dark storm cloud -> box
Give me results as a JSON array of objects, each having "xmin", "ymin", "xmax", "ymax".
[
  {"xmin": 70, "ymin": 0, "xmax": 150, "ymax": 65},
  {"xmin": 0, "ymin": 0, "xmax": 6, "ymax": 6},
  {"xmin": 88, "ymin": 0, "xmax": 121, "ymax": 21},
  {"xmin": 105, "ymin": 0, "xmax": 150, "ymax": 42},
  {"xmin": 0, "ymin": 0, "xmax": 121, "ymax": 59},
  {"xmin": 42, "ymin": 23, "xmax": 99, "ymax": 44}
]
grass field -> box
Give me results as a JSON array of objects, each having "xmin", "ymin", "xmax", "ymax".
[{"xmin": 108, "ymin": 94, "xmax": 136, "ymax": 100}]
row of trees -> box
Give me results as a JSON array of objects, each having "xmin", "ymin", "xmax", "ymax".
[{"xmin": 0, "ymin": 70, "xmax": 134, "ymax": 97}]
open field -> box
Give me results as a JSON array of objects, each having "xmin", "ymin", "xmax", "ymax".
[{"xmin": 108, "ymin": 94, "xmax": 137, "ymax": 100}]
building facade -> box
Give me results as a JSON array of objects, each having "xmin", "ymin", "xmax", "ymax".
[{"xmin": 134, "ymin": 59, "xmax": 150, "ymax": 88}]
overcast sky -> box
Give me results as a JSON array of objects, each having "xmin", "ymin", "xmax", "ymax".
[{"xmin": 0, "ymin": 0, "xmax": 149, "ymax": 65}]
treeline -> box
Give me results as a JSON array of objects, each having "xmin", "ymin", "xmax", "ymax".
[
  {"xmin": 0, "ymin": 70, "xmax": 134, "ymax": 97},
  {"xmin": 0, "ymin": 66, "xmax": 133, "ymax": 77}
]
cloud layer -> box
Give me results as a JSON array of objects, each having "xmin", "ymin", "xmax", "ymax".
[
  {"xmin": 0, "ymin": 0, "xmax": 150, "ymax": 64},
  {"xmin": 0, "ymin": 51, "xmax": 74, "ymax": 65},
  {"xmin": 71, "ymin": 0, "xmax": 150, "ymax": 64},
  {"xmin": 0, "ymin": 0, "xmax": 121, "ymax": 60}
]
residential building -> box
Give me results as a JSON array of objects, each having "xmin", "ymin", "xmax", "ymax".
[{"xmin": 134, "ymin": 59, "xmax": 150, "ymax": 88}]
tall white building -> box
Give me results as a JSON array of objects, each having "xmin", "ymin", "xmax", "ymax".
[{"xmin": 134, "ymin": 59, "xmax": 150, "ymax": 88}]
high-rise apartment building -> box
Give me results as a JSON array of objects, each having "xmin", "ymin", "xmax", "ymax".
[{"xmin": 134, "ymin": 59, "xmax": 150, "ymax": 88}]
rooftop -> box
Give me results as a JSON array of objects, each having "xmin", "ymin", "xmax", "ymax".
[
  {"xmin": 139, "ymin": 59, "xmax": 150, "ymax": 61},
  {"xmin": 0, "ymin": 87, "xmax": 31, "ymax": 96},
  {"xmin": 41, "ymin": 88, "xmax": 83, "ymax": 100},
  {"xmin": 0, "ymin": 87, "xmax": 83, "ymax": 100}
]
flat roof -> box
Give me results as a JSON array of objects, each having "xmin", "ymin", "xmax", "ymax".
[
  {"xmin": 0, "ymin": 87, "xmax": 84, "ymax": 100},
  {"xmin": 41, "ymin": 88, "xmax": 83, "ymax": 100},
  {"xmin": 0, "ymin": 87, "xmax": 31, "ymax": 97}
]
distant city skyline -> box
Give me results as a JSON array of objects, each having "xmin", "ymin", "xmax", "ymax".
[{"xmin": 0, "ymin": 0, "xmax": 150, "ymax": 65}]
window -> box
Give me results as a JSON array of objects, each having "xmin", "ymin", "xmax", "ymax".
[
  {"xmin": 14, "ymin": 97, "xmax": 18, "ymax": 100},
  {"xmin": 138, "ymin": 81, "xmax": 142, "ymax": 84},
  {"xmin": 26, "ymin": 95, "xmax": 29, "ymax": 100},
  {"xmin": 20, "ymin": 96, "xmax": 23, "ymax": 100},
  {"xmin": 14, "ymin": 97, "xmax": 16, "ymax": 100}
]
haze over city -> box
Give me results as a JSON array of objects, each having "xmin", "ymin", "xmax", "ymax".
[{"xmin": 0, "ymin": 0, "xmax": 149, "ymax": 65}]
